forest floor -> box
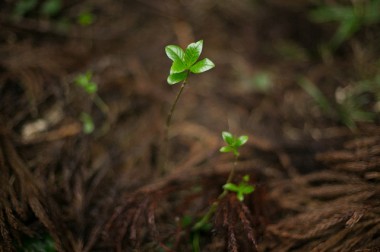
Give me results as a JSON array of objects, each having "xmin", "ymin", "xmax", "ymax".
[{"xmin": 0, "ymin": 1, "xmax": 379, "ymax": 251}]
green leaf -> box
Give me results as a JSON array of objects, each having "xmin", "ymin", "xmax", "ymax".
[
  {"xmin": 13, "ymin": 0, "xmax": 38, "ymax": 19},
  {"xmin": 18, "ymin": 234, "xmax": 55, "ymax": 252},
  {"xmin": 170, "ymin": 60, "xmax": 187, "ymax": 74},
  {"xmin": 189, "ymin": 58, "xmax": 215, "ymax": 74},
  {"xmin": 236, "ymin": 135, "xmax": 248, "ymax": 147},
  {"xmin": 184, "ymin": 40, "xmax": 203, "ymax": 67},
  {"xmin": 222, "ymin": 131, "xmax": 234, "ymax": 145},
  {"xmin": 74, "ymin": 72, "xmax": 97, "ymax": 94},
  {"xmin": 80, "ymin": 113, "xmax": 94, "ymax": 134},
  {"xmin": 167, "ymin": 71, "xmax": 188, "ymax": 85},
  {"xmin": 75, "ymin": 75, "xmax": 86, "ymax": 87},
  {"xmin": 237, "ymin": 192, "xmax": 244, "ymax": 201},
  {"xmin": 181, "ymin": 215, "xmax": 193, "ymax": 228},
  {"xmin": 241, "ymin": 185, "xmax": 255, "ymax": 194},
  {"xmin": 233, "ymin": 149, "xmax": 240, "ymax": 157},
  {"xmin": 243, "ymin": 175, "xmax": 250, "ymax": 182},
  {"xmin": 219, "ymin": 146, "xmax": 234, "ymax": 153},
  {"xmin": 165, "ymin": 45, "xmax": 185, "ymax": 63},
  {"xmin": 40, "ymin": 0, "xmax": 62, "ymax": 17},
  {"xmin": 84, "ymin": 82, "xmax": 97, "ymax": 94},
  {"xmin": 223, "ymin": 183, "xmax": 239, "ymax": 192},
  {"xmin": 78, "ymin": 11, "xmax": 95, "ymax": 26},
  {"xmin": 331, "ymin": 15, "xmax": 360, "ymax": 48},
  {"xmin": 298, "ymin": 78, "xmax": 333, "ymax": 114}
]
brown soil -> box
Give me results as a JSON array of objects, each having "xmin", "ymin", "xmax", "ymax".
[{"xmin": 1, "ymin": 1, "xmax": 379, "ymax": 251}]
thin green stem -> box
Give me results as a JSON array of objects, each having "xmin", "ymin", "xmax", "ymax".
[
  {"xmin": 226, "ymin": 155, "xmax": 238, "ymax": 184},
  {"xmin": 93, "ymin": 94, "xmax": 109, "ymax": 115},
  {"xmin": 92, "ymin": 94, "xmax": 110, "ymax": 136},
  {"xmin": 192, "ymin": 231, "xmax": 201, "ymax": 252},
  {"xmin": 192, "ymin": 154, "xmax": 239, "ymax": 231},
  {"xmin": 161, "ymin": 73, "xmax": 189, "ymax": 175},
  {"xmin": 165, "ymin": 80, "xmax": 187, "ymax": 142}
]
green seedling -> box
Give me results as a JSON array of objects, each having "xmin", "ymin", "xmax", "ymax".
[
  {"xmin": 165, "ymin": 40, "xmax": 215, "ymax": 85},
  {"xmin": 80, "ymin": 112, "xmax": 94, "ymax": 134},
  {"xmin": 309, "ymin": 0, "xmax": 380, "ymax": 50},
  {"xmin": 40, "ymin": 0, "xmax": 62, "ymax": 17},
  {"xmin": 74, "ymin": 71, "xmax": 109, "ymax": 134},
  {"xmin": 220, "ymin": 131, "xmax": 248, "ymax": 157},
  {"xmin": 192, "ymin": 132, "xmax": 251, "ymax": 251},
  {"xmin": 251, "ymin": 71, "xmax": 273, "ymax": 93},
  {"xmin": 74, "ymin": 71, "xmax": 97, "ymax": 94},
  {"xmin": 219, "ymin": 132, "xmax": 249, "ymax": 186},
  {"xmin": 74, "ymin": 71, "xmax": 108, "ymax": 114},
  {"xmin": 77, "ymin": 10, "xmax": 95, "ymax": 26},
  {"xmin": 298, "ymin": 78, "xmax": 334, "ymax": 115},
  {"xmin": 12, "ymin": 0, "xmax": 62, "ymax": 21},
  {"xmin": 17, "ymin": 234, "xmax": 56, "ymax": 252},
  {"xmin": 298, "ymin": 77, "xmax": 379, "ymax": 130},
  {"xmin": 162, "ymin": 40, "xmax": 215, "ymax": 173},
  {"xmin": 223, "ymin": 175, "xmax": 255, "ymax": 202},
  {"xmin": 12, "ymin": 0, "xmax": 38, "ymax": 20}
]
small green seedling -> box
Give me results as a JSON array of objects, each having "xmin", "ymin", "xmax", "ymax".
[
  {"xmin": 80, "ymin": 112, "xmax": 94, "ymax": 134},
  {"xmin": 309, "ymin": 1, "xmax": 380, "ymax": 49},
  {"xmin": 77, "ymin": 10, "xmax": 95, "ymax": 26},
  {"xmin": 192, "ymin": 132, "xmax": 252, "ymax": 250},
  {"xmin": 298, "ymin": 77, "xmax": 379, "ymax": 130},
  {"xmin": 74, "ymin": 71, "xmax": 97, "ymax": 94},
  {"xmin": 220, "ymin": 131, "xmax": 248, "ymax": 157},
  {"xmin": 40, "ymin": 0, "xmax": 62, "ymax": 17},
  {"xmin": 223, "ymin": 175, "xmax": 255, "ymax": 202},
  {"xmin": 18, "ymin": 233, "xmax": 56, "ymax": 252},
  {"xmin": 12, "ymin": 0, "xmax": 62, "ymax": 21},
  {"xmin": 162, "ymin": 40, "xmax": 214, "ymax": 174},
  {"xmin": 165, "ymin": 40, "xmax": 215, "ymax": 85},
  {"xmin": 12, "ymin": 0, "xmax": 38, "ymax": 20},
  {"xmin": 74, "ymin": 71, "xmax": 109, "ymax": 134}
]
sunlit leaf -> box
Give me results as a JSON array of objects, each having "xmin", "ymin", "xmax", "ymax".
[
  {"xmin": 74, "ymin": 72, "xmax": 97, "ymax": 94},
  {"xmin": 243, "ymin": 175, "xmax": 250, "ymax": 182},
  {"xmin": 189, "ymin": 58, "xmax": 215, "ymax": 74},
  {"xmin": 184, "ymin": 40, "xmax": 203, "ymax": 67},
  {"xmin": 85, "ymin": 82, "xmax": 97, "ymax": 93},
  {"xmin": 78, "ymin": 11, "xmax": 95, "ymax": 26},
  {"xmin": 40, "ymin": 0, "xmax": 62, "ymax": 17},
  {"xmin": 167, "ymin": 71, "xmax": 188, "ymax": 85},
  {"xmin": 223, "ymin": 183, "xmax": 239, "ymax": 192},
  {"xmin": 165, "ymin": 45, "xmax": 185, "ymax": 63},
  {"xmin": 219, "ymin": 146, "xmax": 234, "ymax": 153},
  {"xmin": 236, "ymin": 135, "xmax": 248, "ymax": 147},
  {"xmin": 80, "ymin": 112, "xmax": 94, "ymax": 134},
  {"xmin": 222, "ymin": 131, "xmax": 234, "ymax": 145},
  {"xmin": 170, "ymin": 60, "xmax": 187, "ymax": 74},
  {"xmin": 241, "ymin": 185, "xmax": 255, "ymax": 194}
]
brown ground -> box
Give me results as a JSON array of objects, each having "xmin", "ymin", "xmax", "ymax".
[{"xmin": 0, "ymin": 1, "xmax": 379, "ymax": 251}]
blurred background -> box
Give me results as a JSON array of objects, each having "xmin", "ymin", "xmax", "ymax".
[{"xmin": 0, "ymin": 0, "xmax": 379, "ymax": 251}]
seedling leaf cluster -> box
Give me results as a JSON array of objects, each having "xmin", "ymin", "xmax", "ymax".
[
  {"xmin": 309, "ymin": 0, "xmax": 380, "ymax": 49},
  {"xmin": 220, "ymin": 131, "xmax": 248, "ymax": 157},
  {"xmin": 75, "ymin": 71, "xmax": 97, "ymax": 94},
  {"xmin": 164, "ymin": 41, "xmax": 255, "ymax": 250},
  {"xmin": 74, "ymin": 71, "xmax": 109, "ymax": 134},
  {"xmin": 165, "ymin": 40, "xmax": 215, "ymax": 85},
  {"xmin": 162, "ymin": 40, "xmax": 215, "ymax": 174},
  {"xmin": 224, "ymin": 175, "xmax": 255, "ymax": 202}
]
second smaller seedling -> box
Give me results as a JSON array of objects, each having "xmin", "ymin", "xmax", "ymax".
[
  {"xmin": 74, "ymin": 71, "xmax": 97, "ymax": 94},
  {"xmin": 220, "ymin": 131, "xmax": 248, "ymax": 157},
  {"xmin": 192, "ymin": 131, "xmax": 254, "ymax": 251},
  {"xmin": 74, "ymin": 71, "xmax": 109, "ymax": 134},
  {"xmin": 223, "ymin": 175, "xmax": 255, "ymax": 202}
]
